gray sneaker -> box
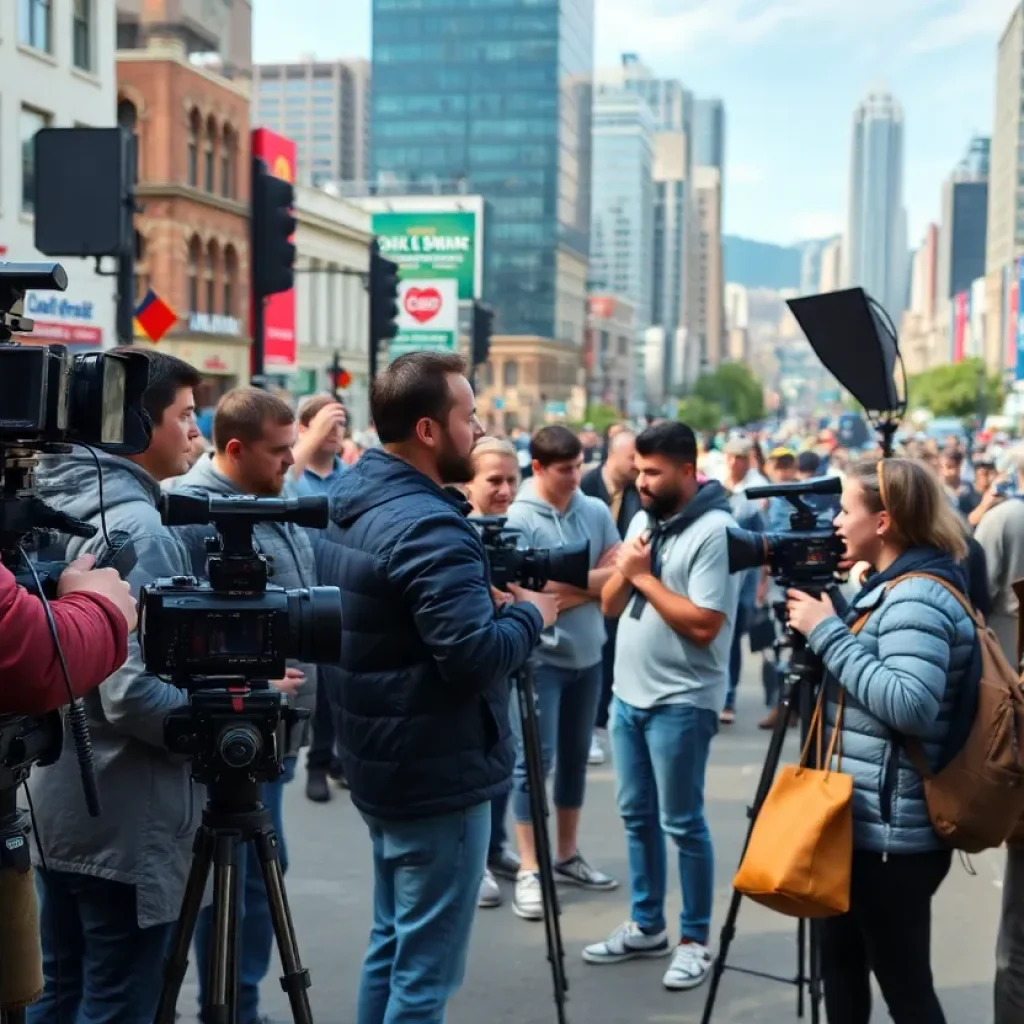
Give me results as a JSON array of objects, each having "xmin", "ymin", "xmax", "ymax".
[
  {"xmin": 554, "ymin": 852, "xmax": 618, "ymax": 890},
  {"xmin": 582, "ymin": 921, "xmax": 671, "ymax": 964},
  {"xmin": 478, "ymin": 869, "xmax": 502, "ymax": 909},
  {"xmin": 512, "ymin": 871, "xmax": 544, "ymax": 920},
  {"xmin": 487, "ymin": 846, "xmax": 521, "ymax": 881}
]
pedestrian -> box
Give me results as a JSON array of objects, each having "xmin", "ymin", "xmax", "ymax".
[
  {"xmin": 785, "ymin": 457, "xmax": 977, "ymax": 1024},
  {"xmin": 583, "ymin": 421, "xmax": 737, "ymax": 992}
]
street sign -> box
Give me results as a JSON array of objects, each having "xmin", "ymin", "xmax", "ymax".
[{"xmin": 388, "ymin": 278, "xmax": 459, "ymax": 360}]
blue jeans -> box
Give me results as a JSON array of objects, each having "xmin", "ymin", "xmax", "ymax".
[
  {"xmin": 194, "ymin": 756, "xmax": 296, "ymax": 1024},
  {"xmin": 357, "ymin": 802, "xmax": 490, "ymax": 1024},
  {"xmin": 29, "ymin": 872, "xmax": 173, "ymax": 1024},
  {"xmin": 610, "ymin": 696, "xmax": 718, "ymax": 944},
  {"xmin": 725, "ymin": 602, "xmax": 751, "ymax": 712},
  {"xmin": 511, "ymin": 662, "xmax": 602, "ymax": 823}
]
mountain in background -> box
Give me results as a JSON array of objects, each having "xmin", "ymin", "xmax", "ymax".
[{"xmin": 723, "ymin": 235, "xmax": 837, "ymax": 291}]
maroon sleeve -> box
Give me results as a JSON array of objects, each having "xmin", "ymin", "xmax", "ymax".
[{"xmin": 0, "ymin": 565, "xmax": 129, "ymax": 715}]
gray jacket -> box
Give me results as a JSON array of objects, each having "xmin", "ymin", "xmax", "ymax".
[
  {"xmin": 168, "ymin": 454, "xmax": 318, "ymax": 755},
  {"xmin": 30, "ymin": 451, "xmax": 200, "ymax": 928},
  {"xmin": 505, "ymin": 480, "xmax": 619, "ymax": 670},
  {"xmin": 974, "ymin": 497, "xmax": 1024, "ymax": 668}
]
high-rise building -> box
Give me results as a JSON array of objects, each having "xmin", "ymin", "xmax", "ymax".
[
  {"xmin": 589, "ymin": 87, "xmax": 654, "ymax": 324},
  {"xmin": 253, "ymin": 59, "xmax": 370, "ymax": 187},
  {"xmin": 818, "ymin": 237, "xmax": 843, "ymax": 292},
  {"xmin": 615, "ymin": 53, "xmax": 692, "ymax": 135},
  {"xmin": 691, "ymin": 166, "xmax": 724, "ymax": 369},
  {"xmin": 370, "ymin": 0, "xmax": 594, "ymax": 345},
  {"xmin": 651, "ymin": 132, "xmax": 688, "ymax": 337},
  {"xmin": 692, "ymin": 98, "xmax": 725, "ymax": 171},
  {"xmin": 987, "ymin": 5, "xmax": 1024, "ymax": 274},
  {"xmin": 2, "ymin": 0, "xmax": 118, "ymax": 348},
  {"xmin": 937, "ymin": 137, "xmax": 989, "ymax": 301},
  {"xmin": 843, "ymin": 87, "xmax": 906, "ymax": 317},
  {"xmin": 910, "ymin": 224, "xmax": 939, "ymax": 319},
  {"xmin": 116, "ymin": 0, "xmax": 252, "ymax": 73}
]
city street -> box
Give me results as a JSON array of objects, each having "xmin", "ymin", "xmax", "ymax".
[{"xmin": 178, "ymin": 667, "xmax": 1005, "ymax": 1024}]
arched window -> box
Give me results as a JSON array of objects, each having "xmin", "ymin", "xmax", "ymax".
[
  {"xmin": 221, "ymin": 126, "xmax": 236, "ymax": 199},
  {"xmin": 118, "ymin": 99, "xmax": 140, "ymax": 184},
  {"xmin": 187, "ymin": 109, "xmax": 201, "ymax": 187},
  {"xmin": 188, "ymin": 235, "xmax": 202, "ymax": 311},
  {"xmin": 503, "ymin": 360, "xmax": 519, "ymax": 388},
  {"xmin": 204, "ymin": 116, "xmax": 217, "ymax": 192},
  {"xmin": 205, "ymin": 240, "xmax": 219, "ymax": 313},
  {"xmin": 223, "ymin": 245, "xmax": 238, "ymax": 316}
]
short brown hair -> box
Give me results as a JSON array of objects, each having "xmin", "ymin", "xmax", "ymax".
[
  {"xmin": 212, "ymin": 387, "xmax": 295, "ymax": 453},
  {"xmin": 297, "ymin": 394, "xmax": 338, "ymax": 428},
  {"xmin": 848, "ymin": 457, "xmax": 967, "ymax": 561},
  {"xmin": 530, "ymin": 425, "xmax": 582, "ymax": 467},
  {"xmin": 370, "ymin": 351, "xmax": 467, "ymax": 444},
  {"xmin": 111, "ymin": 347, "xmax": 200, "ymax": 427}
]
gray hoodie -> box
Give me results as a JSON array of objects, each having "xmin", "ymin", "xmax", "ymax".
[
  {"xmin": 505, "ymin": 480, "xmax": 620, "ymax": 670},
  {"xmin": 167, "ymin": 454, "xmax": 319, "ymax": 754},
  {"xmin": 30, "ymin": 450, "xmax": 200, "ymax": 929}
]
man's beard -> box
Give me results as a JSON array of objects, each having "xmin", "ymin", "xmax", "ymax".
[
  {"xmin": 437, "ymin": 431, "xmax": 474, "ymax": 485},
  {"xmin": 640, "ymin": 485, "xmax": 683, "ymax": 521}
]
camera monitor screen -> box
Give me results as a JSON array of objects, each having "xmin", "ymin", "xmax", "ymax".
[
  {"xmin": 0, "ymin": 348, "xmax": 47, "ymax": 432},
  {"xmin": 191, "ymin": 614, "xmax": 267, "ymax": 659},
  {"xmin": 100, "ymin": 357, "xmax": 125, "ymax": 445}
]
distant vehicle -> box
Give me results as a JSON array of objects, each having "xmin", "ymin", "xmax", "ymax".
[
  {"xmin": 836, "ymin": 412, "xmax": 870, "ymax": 449},
  {"xmin": 925, "ymin": 417, "xmax": 968, "ymax": 445}
]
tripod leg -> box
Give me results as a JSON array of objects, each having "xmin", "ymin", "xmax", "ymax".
[
  {"xmin": 252, "ymin": 828, "xmax": 313, "ymax": 1024},
  {"xmin": 796, "ymin": 917, "xmax": 806, "ymax": 1019},
  {"xmin": 809, "ymin": 919, "xmax": 823, "ymax": 1024},
  {"xmin": 153, "ymin": 826, "xmax": 217, "ymax": 1024},
  {"xmin": 516, "ymin": 669, "xmax": 569, "ymax": 1024},
  {"xmin": 700, "ymin": 675, "xmax": 802, "ymax": 1024},
  {"xmin": 202, "ymin": 832, "xmax": 243, "ymax": 1024}
]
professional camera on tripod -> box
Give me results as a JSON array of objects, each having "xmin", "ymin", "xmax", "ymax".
[
  {"xmin": 0, "ymin": 262, "xmax": 150, "ymax": 1024},
  {"xmin": 141, "ymin": 491, "xmax": 342, "ymax": 1024},
  {"xmin": 475, "ymin": 515, "xmax": 589, "ymax": 1024}
]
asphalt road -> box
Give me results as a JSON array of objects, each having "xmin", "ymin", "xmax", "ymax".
[{"xmin": 176, "ymin": 666, "xmax": 1006, "ymax": 1024}]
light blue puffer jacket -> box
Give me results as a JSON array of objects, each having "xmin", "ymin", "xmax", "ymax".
[{"xmin": 807, "ymin": 570, "xmax": 977, "ymax": 855}]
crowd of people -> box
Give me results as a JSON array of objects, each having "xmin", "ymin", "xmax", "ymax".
[{"xmin": 11, "ymin": 348, "xmax": 1024, "ymax": 1024}]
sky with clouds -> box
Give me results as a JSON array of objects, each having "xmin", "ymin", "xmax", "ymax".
[{"xmin": 252, "ymin": 0, "xmax": 1011, "ymax": 247}]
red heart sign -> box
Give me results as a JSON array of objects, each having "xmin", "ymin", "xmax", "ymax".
[{"xmin": 404, "ymin": 287, "xmax": 443, "ymax": 324}]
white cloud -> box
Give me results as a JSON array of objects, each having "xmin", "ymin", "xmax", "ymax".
[
  {"xmin": 790, "ymin": 212, "xmax": 845, "ymax": 241},
  {"xmin": 905, "ymin": 0, "xmax": 1011, "ymax": 56},
  {"xmin": 728, "ymin": 163, "xmax": 763, "ymax": 184}
]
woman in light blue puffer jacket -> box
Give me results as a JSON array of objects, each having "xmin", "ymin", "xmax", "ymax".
[{"xmin": 786, "ymin": 457, "xmax": 978, "ymax": 1024}]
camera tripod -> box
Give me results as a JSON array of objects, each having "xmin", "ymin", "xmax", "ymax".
[
  {"xmin": 153, "ymin": 686, "xmax": 312, "ymax": 1024},
  {"xmin": 700, "ymin": 632, "xmax": 825, "ymax": 1024},
  {"xmin": 512, "ymin": 660, "xmax": 569, "ymax": 1024}
]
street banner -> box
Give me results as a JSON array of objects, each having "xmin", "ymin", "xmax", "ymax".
[
  {"xmin": 1007, "ymin": 262, "xmax": 1019, "ymax": 377},
  {"xmin": 251, "ymin": 128, "xmax": 296, "ymax": 369},
  {"xmin": 953, "ymin": 291, "xmax": 968, "ymax": 363},
  {"xmin": 372, "ymin": 211, "xmax": 479, "ymax": 300},
  {"xmin": 388, "ymin": 278, "xmax": 459, "ymax": 360},
  {"xmin": 1017, "ymin": 260, "xmax": 1024, "ymax": 383}
]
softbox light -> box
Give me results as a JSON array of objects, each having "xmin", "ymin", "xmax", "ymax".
[{"xmin": 786, "ymin": 288, "xmax": 904, "ymax": 415}]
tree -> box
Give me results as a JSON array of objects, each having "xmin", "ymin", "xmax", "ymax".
[
  {"xmin": 693, "ymin": 362, "xmax": 765, "ymax": 426},
  {"xmin": 569, "ymin": 403, "xmax": 622, "ymax": 434},
  {"xmin": 676, "ymin": 396, "xmax": 723, "ymax": 433},
  {"xmin": 907, "ymin": 358, "xmax": 1003, "ymax": 421}
]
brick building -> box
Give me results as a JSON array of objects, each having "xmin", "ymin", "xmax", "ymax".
[{"xmin": 118, "ymin": 32, "xmax": 251, "ymax": 396}]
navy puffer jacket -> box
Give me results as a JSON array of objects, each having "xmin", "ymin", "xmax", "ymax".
[
  {"xmin": 807, "ymin": 550, "xmax": 978, "ymax": 855},
  {"xmin": 314, "ymin": 449, "xmax": 543, "ymax": 821}
]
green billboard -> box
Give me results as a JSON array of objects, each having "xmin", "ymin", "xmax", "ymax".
[{"xmin": 372, "ymin": 211, "xmax": 479, "ymax": 301}]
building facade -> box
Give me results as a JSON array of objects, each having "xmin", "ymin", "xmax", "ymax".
[
  {"xmin": 584, "ymin": 294, "xmax": 634, "ymax": 410},
  {"xmin": 692, "ymin": 98, "xmax": 725, "ymax": 171},
  {"xmin": 652, "ymin": 131, "xmax": 688, "ymax": 354},
  {"xmin": 370, "ymin": 0, "xmax": 594, "ymax": 345},
  {"xmin": 589, "ymin": 87, "xmax": 655, "ymax": 329},
  {"xmin": 116, "ymin": 0, "xmax": 252, "ymax": 72},
  {"xmin": 843, "ymin": 87, "xmax": 907, "ymax": 318},
  {"xmin": 253, "ymin": 58, "xmax": 371, "ymax": 187},
  {"xmin": 1, "ymin": 0, "xmax": 117, "ymax": 349},
  {"xmin": 938, "ymin": 176, "xmax": 988, "ymax": 302},
  {"xmin": 691, "ymin": 166, "xmax": 724, "ymax": 370},
  {"xmin": 119, "ymin": 33, "xmax": 252, "ymax": 395},
  {"xmin": 818, "ymin": 237, "xmax": 843, "ymax": 293},
  {"xmin": 293, "ymin": 186, "xmax": 373, "ymax": 425},
  {"xmin": 987, "ymin": 6, "xmax": 1023, "ymax": 275}
]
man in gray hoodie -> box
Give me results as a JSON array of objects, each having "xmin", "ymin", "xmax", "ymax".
[
  {"xmin": 169, "ymin": 387, "xmax": 318, "ymax": 1024},
  {"xmin": 29, "ymin": 350, "xmax": 202, "ymax": 1024},
  {"xmin": 505, "ymin": 425, "xmax": 621, "ymax": 921}
]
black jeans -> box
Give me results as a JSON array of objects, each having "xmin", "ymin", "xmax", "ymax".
[
  {"xmin": 996, "ymin": 847, "xmax": 1024, "ymax": 1023},
  {"xmin": 822, "ymin": 848, "xmax": 952, "ymax": 1024},
  {"xmin": 595, "ymin": 616, "xmax": 617, "ymax": 730},
  {"xmin": 306, "ymin": 683, "xmax": 343, "ymax": 775}
]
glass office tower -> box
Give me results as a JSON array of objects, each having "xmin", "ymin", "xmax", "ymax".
[{"xmin": 371, "ymin": 0, "xmax": 594, "ymax": 340}]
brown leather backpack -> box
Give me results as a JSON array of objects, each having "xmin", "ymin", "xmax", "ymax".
[{"xmin": 857, "ymin": 573, "xmax": 1024, "ymax": 854}]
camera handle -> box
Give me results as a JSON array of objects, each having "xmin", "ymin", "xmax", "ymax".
[{"xmin": 512, "ymin": 660, "xmax": 569, "ymax": 1024}]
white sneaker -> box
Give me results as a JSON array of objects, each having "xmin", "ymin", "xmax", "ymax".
[
  {"xmin": 582, "ymin": 921, "xmax": 671, "ymax": 964},
  {"xmin": 477, "ymin": 869, "xmax": 501, "ymax": 909},
  {"xmin": 662, "ymin": 941, "xmax": 715, "ymax": 990},
  {"xmin": 588, "ymin": 733, "xmax": 606, "ymax": 765},
  {"xmin": 512, "ymin": 871, "xmax": 544, "ymax": 920}
]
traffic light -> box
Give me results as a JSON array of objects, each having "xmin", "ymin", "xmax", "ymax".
[
  {"xmin": 251, "ymin": 156, "xmax": 296, "ymax": 300},
  {"xmin": 368, "ymin": 238, "xmax": 399, "ymax": 379},
  {"xmin": 471, "ymin": 300, "xmax": 494, "ymax": 367}
]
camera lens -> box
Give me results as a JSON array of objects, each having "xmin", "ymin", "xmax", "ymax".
[
  {"xmin": 217, "ymin": 724, "xmax": 262, "ymax": 768},
  {"xmin": 286, "ymin": 587, "xmax": 342, "ymax": 665}
]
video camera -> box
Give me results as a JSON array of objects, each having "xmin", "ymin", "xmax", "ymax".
[
  {"xmin": 139, "ymin": 493, "xmax": 343, "ymax": 781},
  {"xmin": 475, "ymin": 516, "xmax": 590, "ymax": 592},
  {"xmin": 726, "ymin": 476, "xmax": 844, "ymax": 591}
]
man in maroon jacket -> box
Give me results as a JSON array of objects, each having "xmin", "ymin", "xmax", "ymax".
[{"xmin": 0, "ymin": 553, "xmax": 135, "ymax": 714}]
